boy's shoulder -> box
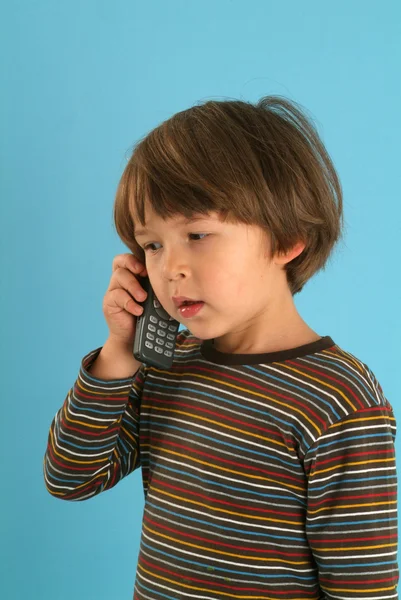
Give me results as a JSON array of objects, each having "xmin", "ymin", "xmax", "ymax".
[
  {"xmin": 323, "ymin": 341, "xmax": 392, "ymax": 413},
  {"xmin": 173, "ymin": 328, "xmax": 394, "ymax": 426}
]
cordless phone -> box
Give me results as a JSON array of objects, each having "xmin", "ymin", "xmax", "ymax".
[{"xmin": 133, "ymin": 275, "xmax": 180, "ymax": 369}]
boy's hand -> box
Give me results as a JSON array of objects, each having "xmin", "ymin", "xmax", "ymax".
[{"xmin": 102, "ymin": 253, "xmax": 148, "ymax": 347}]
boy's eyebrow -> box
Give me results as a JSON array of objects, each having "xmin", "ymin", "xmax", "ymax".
[{"xmin": 134, "ymin": 215, "xmax": 209, "ymax": 237}]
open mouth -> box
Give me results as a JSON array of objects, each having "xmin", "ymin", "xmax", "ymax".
[
  {"xmin": 180, "ymin": 300, "xmax": 201, "ymax": 306},
  {"xmin": 178, "ymin": 301, "xmax": 205, "ymax": 317}
]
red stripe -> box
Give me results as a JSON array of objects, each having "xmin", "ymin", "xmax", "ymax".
[
  {"xmin": 308, "ymin": 533, "xmax": 397, "ymax": 544},
  {"xmin": 144, "ymin": 396, "xmax": 288, "ymax": 441},
  {"xmin": 314, "ymin": 447, "xmax": 395, "ymax": 468},
  {"xmin": 286, "ymin": 359, "xmax": 365, "ymax": 409},
  {"xmin": 319, "ymin": 575, "xmax": 398, "ymax": 585},
  {"xmin": 167, "ymin": 365, "xmax": 327, "ymax": 427},
  {"xmin": 139, "ymin": 555, "xmax": 318, "ymax": 595},
  {"xmin": 143, "ymin": 511, "xmax": 309, "ymax": 556},
  {"xmin": 308, "ymin": 490, "xmax": 397, "ymax": 507},
  {"xmin": 74, "ymin": 383, "xmax": 130, "ymax": 402},
  {"xmin": 150, "ymin": 476, "xmax": 304, "ymax": 519},
  {"xmin": 61, "ymin": 416, "xmax": 121, "ymax": 438},
  {"xmin": 147, "ymin": 436, "xmax": 302, "ymax": 484}
]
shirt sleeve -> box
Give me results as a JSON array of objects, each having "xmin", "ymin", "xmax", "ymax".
[
  {"xmin": 43, "ymin": 346, "xmax": 146, "ymax": 501},
  {"xmin": 304, "ymin": 405, "xmax": 399, "ymax": 599}
]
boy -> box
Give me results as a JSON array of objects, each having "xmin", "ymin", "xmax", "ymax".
[{"xmin": 44, "ymin": 96, "xmax": 398, "ymax": 599}]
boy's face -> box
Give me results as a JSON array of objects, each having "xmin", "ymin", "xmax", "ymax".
[{"xmin": 133, "ymin": 203, "xmax": 306, "ymax": 353}]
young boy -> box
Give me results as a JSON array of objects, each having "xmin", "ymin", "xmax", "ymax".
[{"xmin": 43, "ymin": 96, "xmax": 398, "ymax": 599}]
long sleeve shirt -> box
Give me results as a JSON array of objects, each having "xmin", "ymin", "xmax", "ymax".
[{"xmin": 44, "ymin": 330, "xmax": 399, "ymax": 600}]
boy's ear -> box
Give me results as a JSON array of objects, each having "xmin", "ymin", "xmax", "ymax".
[{"xmin": 274, "ymin": 240, "xmax": 306, "ymax": 265}]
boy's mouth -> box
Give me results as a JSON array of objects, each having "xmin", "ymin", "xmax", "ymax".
[
  {"xmin": 172, "ymin": 296, "xmax": 202, "ymax": 308},
  {"xmin": 177, "ymin": 301, "xmax": 205, "ymax": 318}
]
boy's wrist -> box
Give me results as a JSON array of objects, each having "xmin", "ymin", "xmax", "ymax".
[{"xmin": 88, "ymin": 337, "xmax": 142, "ymax": 380}]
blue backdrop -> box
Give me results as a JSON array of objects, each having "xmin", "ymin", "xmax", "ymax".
[{"xmin": 1, "ymin": 1, "xmax": 400, "ymax": 599}]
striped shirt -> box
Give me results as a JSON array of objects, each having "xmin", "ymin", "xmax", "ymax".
[{"xmin": 44, "ymin": 330, "xmax": 399, "ymax": 599}]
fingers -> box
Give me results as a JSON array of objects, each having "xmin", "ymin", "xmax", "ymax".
[
  {"xmin": 106, "ymin": 254, "xmax": 148, "ymax": 319},
  {"xmin": 112, "ymin": 253, "xmax": 147, "ymax": 276},
  {"xmin": 108, "ymin": 266, "xmax": 147, "ymax": 300}
]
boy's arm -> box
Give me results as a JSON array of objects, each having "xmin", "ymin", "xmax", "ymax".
[
  {"xmin": 43, "ymin": 346, "xmax": 145, "ymax": 501},
  {"xmin": 305, "ymin": 406, "xmax": 398, "ymax": 599}
]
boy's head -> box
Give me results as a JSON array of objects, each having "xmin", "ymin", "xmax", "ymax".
[{"xmin": 114, "ymin": 95, "xmax": 343, "ymax": 297}]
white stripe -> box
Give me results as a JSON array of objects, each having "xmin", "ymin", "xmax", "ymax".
[
  {"xmin": 145, "ymin": 505, "xmax": 304, "ymax": 549},
  {"xmin": 308, "ymin": 508, "xmax": 397, "ymax": 521},
  {"xmin": 141, "ymin": 417, "xmax": 300, "ymax": 475},
  {"xmin": 138, "ymin": 545, "xmax": 317, "ymax": 588},
  {"xmin": 147, "ymin": 452, "xmax": 305, "ymax": 498},
  {"xmin": 140, "ymin": 528, "xmax": 313, "ymax": 571},
  {"xmin": 309, "ymin": 465, "xmax": 396, "ymax": 485},
  {"xmin": 151, "ymin": 493, "xmax": 304, "ymax": 535},
  {"xmin": 150, "ymin": 467, "xmax": 304, "ymax": 511}
]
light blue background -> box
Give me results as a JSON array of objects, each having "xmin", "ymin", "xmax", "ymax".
[{"xmin": 1, "ymin": 1, "xmax": 400, "ymax": 599}]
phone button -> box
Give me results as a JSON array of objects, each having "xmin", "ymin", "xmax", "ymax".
[
  {"xmin": 157, "ymin": 329, "xmax": 166, "ymax": 337},
  {"xmin": 156, "ymin": 338, "xmax": 165, "ymax": 346},
  {"xmin": 150, "ymin": 315, "xmax": 158, "ymax": 324},
  {"xmin": 146, "ymin": 333, "xmax": 155, "ymax": 341}
]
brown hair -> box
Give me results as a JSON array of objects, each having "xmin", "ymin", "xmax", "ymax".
[{"xmin": 113, "ymin": 95, "xmax": 344, "ymax": 295}]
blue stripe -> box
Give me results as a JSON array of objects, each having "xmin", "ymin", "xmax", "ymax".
[
  {"xmin": 69, "ymin": 398, "xmax": 125, "ymax": 415},
  {"xmin": 310, "ymin": 473, "xmax": 397, "ymax": 491},
  {"xmin": 142, "ymin": 420, "xmax": 302, "ymax": 470},
  {"xmin": 307, "ymin": 517, "xmax": 398, "ymax": 528},
  {"xmin": 139, "ymin": 538, "xmax": 316, "ymax": 580},
  {"xmin": 316, "ymin": 431, "xmax": 395, "ymax": 450},
  {"xmin": 144, "ymin": 382, "xmax": 312, "ymax": 448},
  {"xmin": 145, "ymin": 499, "xmax": 307, "ymax": 542},
  {"xmin": 311, "ymin": 355, "xmax": 380, "ymax": 406},
  {"xmin": 145, "ymin": 456, "xmax": 306, "ymax": 506},
  {"xmin": 315, "ymin": 559, "xmax": 398, "ymax": 569},
  {"xmin": 44, "ymin": 463, "xmax": 84, "ymax": 485},
  {"xmin": 56, "ymin": 432, "xmax": 116, "ymax": 451},
  {"xmin": 247, "ymin": 363, "xmax": 342, "ymax": 419}
]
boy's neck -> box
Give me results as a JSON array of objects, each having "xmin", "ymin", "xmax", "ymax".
[{"xmin": 212, "ymin": 293, "xmax": 320, "ymax": 355}]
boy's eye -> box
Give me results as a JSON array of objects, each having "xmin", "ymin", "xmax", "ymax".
[{"xmin": 143, "ymin": 233, "xmax": 209, "ymax": 253}]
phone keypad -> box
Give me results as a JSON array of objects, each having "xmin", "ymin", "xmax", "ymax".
[{"xmin": 144, "ymin": 316, "xmax": 179, "ymax": 359}]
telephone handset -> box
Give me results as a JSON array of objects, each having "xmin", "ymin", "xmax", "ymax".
[{"xmin": 133, "ymin": 275, "xmax": 180, "ymax": 369}]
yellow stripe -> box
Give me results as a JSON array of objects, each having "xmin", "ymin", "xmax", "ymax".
[
  {"xmin": 152, "ymin": 446, "xmax": 304, "ymax": 491},
  {"xmin": 324, "ymin": 348, "xmax": 364, "ymax": 374},
  {"xmin": 153, "ymin": 485, "xmax": 303, "ymax": 524},
  {"xmin": 63, "ymin": 401, "xmax": 122, "ymax": 430},
  {"xmin": 143, "ymin": 522, "xmax": 308, "ymax": 564},
  {"xmin": 308, "ymin": 500, "xmax": 397, "ymax": 514},
  {"xmin": 329, "ymin": 414, "xmax": 396, "ymax": 428},
  {"xmin": 281, "ymin": 364, "xmax": 357, "ymax": 411},
  {"xmin": 49, "ymin": 426, "xmax": 107, "ymax": 465},
  {"xmin": 143, "ymin": 371, "xmax": 322, "ymax": 436},
  {"xmin": 120, "ymin": 424, "xmax": 136, "ymax": 444},
  {"xmin": 48, "ymin": 430, "xmax": 106, "ymax": 492},
  {"xmin": 314, "ymin": 457, "xmax": 395, "ymax": 476},
  {"xmin": 138, "ymin": 563, "xmax": 308, "ymax": 599},
  {"xmin": 317, "ymin": 542, "xmax": 397, "ymax": 551},
  {"xmin": 143, "ymin": 404, "xmax": 288, "ymax": 448},
  {"xmin": 77, "ymin": 381, "xmax": 129, "ymax": 398},
  {"xmin": 324, "ymin": 585, "xmax": 396, "ymax": 593}
]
